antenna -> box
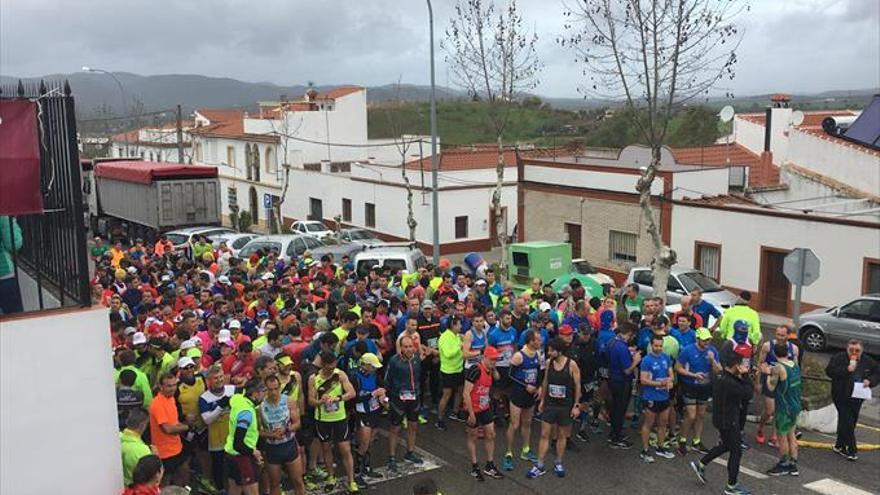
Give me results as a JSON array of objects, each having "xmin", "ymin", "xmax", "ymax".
[{"xmin": 719, "ymin": 105, "xmax": 735, "ymax": 122}]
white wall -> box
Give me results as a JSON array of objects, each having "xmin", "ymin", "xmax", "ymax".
[
  {"xmin": 732, "ymin": 115, "xmax": 766, "ymax": 155},
  {"xmin": 786, "ymin": 129, "xmax": 880, "ymax": 197},
  {"xmin": 0, "ymin": 308, "xmax": 122, "ymax": 495},
  {"xmin": 523, "ymin": 164, "xmax": 666, "ymax": 196},
  {"xmin": 672, "ymin": 168, "xmax": 730, "ymax": 199},
  {"xmin": 672, "ymin": 204, "xmax": 880, "ymax": 307},
  {"xmin": 283, "ymin": 168, "xmax": 516, "ymax": 244}
]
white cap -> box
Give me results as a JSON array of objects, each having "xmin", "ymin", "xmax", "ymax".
[
  {"xmin": 218, "ymin": 336, "xmax": 233, "ymax": 346},
  {"xmin": 228, "ymin": 319, "xmax": 242, "ymax": 329},
  {"xmin": 475, "ymin": 279, "xmax": 487, "ymax": 286},
  {"xmin": 132, "ymin": 332, "xmax": 147, "ymax": 345},
  {"xmin": 218, "ymin": 275, "xmax": 231, "ymax": 285},
  {"xmin": 261, "ymin": 272, "xmax": 275, "ymax": 280},
  {"xmin": 539, "ymin": 301, "xmax": 552, "ymax": 312},
  {"xmin": 178, "ymin": 356, "xmax": 196, "ymax": 368},
  {"xmin": 190, "ymin": 335, "xmax": 203, "ymax": 345},
  {"xmin": 180, "ymin": 339, "xmax": 196, "ymax": 351},
  {"xmin": 124, "ymin": 326, "xmax": 137, "ymax": 336},
  {"xmin": 161, "ymin": 274, "xmax": 172, "ymax": 282},
  {"xmin": 218, "ymin": 329, "xmax": 232, "ymax": 341},
  {"xmin": 127, "ymin": 266, "xmax": 138, "ymax": 274}
]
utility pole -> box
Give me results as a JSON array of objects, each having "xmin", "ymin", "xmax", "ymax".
[
  {"xmin": 427, "ymin": 0, "xmax": 440, "ymax": 264},
  {"xmin": 176, "ymin": 104, "xmax": 184, "ymax": 164}
]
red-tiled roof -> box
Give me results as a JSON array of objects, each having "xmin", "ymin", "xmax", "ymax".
[
  {"xmin": 406, "ymin": 147, "xmax": 519, "ymax": 171},
  {"xmin": 189, "ymin": 110, "xmax": 279, "ymax": 143},
  {"xmin": 195, "ymin": 109, "xmax": 246, "ymax": 124},
  {"xmin": 671, "ymin": 143, "xmax": 761, "ymax": 168},
  {"xmin": 316, "ymin": 86, "xmax": 363, "ymax": 100},
  {"xmin": 110, "ymin": 130, "xmax": 139, "ymax": 143}
]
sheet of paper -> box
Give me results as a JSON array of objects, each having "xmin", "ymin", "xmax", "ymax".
[{"xmin": 851, "ymin": 382, "xmax": 872, "ymax": 400}]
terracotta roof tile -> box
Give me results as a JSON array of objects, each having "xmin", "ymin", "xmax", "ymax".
[
  {"xmin": 316, "ymin": 86, "xmax": 363, "ymax": 100},
  {"xmin": 405, "ymin": 147, "xmax": 518, "ymax": 171},
  {"xmin": 195, "ymin": 109, "xmax": 246, "ymax": 124},
  {"xmin": 671, "ymin": 143, "xmax": 761, "ymax": 168}
]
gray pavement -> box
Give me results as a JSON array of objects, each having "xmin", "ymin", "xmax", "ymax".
[{"xmin": 347, "ymin": 413, "xmax": 879, "ymax": 495}]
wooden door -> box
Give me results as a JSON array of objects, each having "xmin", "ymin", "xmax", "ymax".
[
  {"xmin": 565, "ymin": 222, "xmax": 582, "ymax": 258},
  {"xmin": 761, "ymin": 248, "xmax": 790, "ymax": 314}
]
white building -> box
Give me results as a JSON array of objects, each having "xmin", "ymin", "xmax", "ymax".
[
  {"xmin": 110, "ymin": 121, "xmax": 192, "ymax": 163},
  {"xmin": 519, "ymin": 94, "xmax": 880, "ymax": 315},
  {"xmin": 286, "ymin": 147, "xmax": 520, "ymax": 254}
]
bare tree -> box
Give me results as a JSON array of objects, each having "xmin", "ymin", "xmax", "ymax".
[
  {"xmin": 384, "ymin": 79, "xmax": 419, "ymax": 241},
  {"xmin": 561, "ymin": 0, "xmax": 745, "ymax": 302},
  {"xmin": 266, "ymin": 99, "xmax": 304, "ymax": 234},
  {"xmin": 443, "ymin": 0, "xmax": 541, "ymax": 274}
]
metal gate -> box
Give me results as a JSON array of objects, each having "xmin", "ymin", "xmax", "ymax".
[{"xmin": 0, "ymin": 80, "xmax": 91, "ymax": 312}]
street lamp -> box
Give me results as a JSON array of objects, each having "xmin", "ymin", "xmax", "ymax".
[
  {"xmin": 426, "ymin": 0, "xmax": 440, "ymax": 265},
  {"xmin": 82, "ymin": 66, "xmax": 129, "ymax": 156}
]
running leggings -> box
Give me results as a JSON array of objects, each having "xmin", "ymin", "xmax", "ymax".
[
  {"xmin": 609, "ymin": 380, "xmax": 632, "ymax": 442},
  {"xmin": 210, "ymin": 450, "xmax": 225, "ymax": 489},
  {"xmin": 700, "ymin": 428, "xmax": 742, "ymax": 486}
]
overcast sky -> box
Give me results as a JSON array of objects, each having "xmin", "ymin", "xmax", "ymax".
[{"xmin": 1, "ymin": 0, "xmax": 877, "ymax": 98}]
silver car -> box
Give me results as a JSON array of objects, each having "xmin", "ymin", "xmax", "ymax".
[
  {"xmin": 797, "ymin": 294, "xmax": 880, "ymax": 354},
  {"xmin": 238, "ymin": 234, "xmax": 325, "ymax": 264},
  {"xmin": 626, "ymin": 266, "xmax": 739, "ymax": 309}
]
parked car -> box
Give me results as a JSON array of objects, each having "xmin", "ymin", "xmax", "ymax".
[
  {"xmin": 310, "ymin": 237, "xmax": 366, "ymax": 262},
  {"xmin": 571, "ymin": 258, "xmax": 615, "ymax": 286},
  {"xmin": 338, "ymin": 228, "xmax": 384, "ymax": 246},
  {"xmin": 797, "ymin": 294, "xmax": 880, "ymax": 354},
  {"xmin": 289, "ymin": 220, "xmax": 334, "ymax": 240},
  {"xmin": 164, "ymin": 226, "xmax": 236, "ymax": 258},
  {"xmin": 238, "ymin": 234, "xmax": 325, "ymax": 264},
  {"xmin": 208, "ymin": 233, "xmax": 259, "ymax": 257},
  {"xmin": 353, "ymin": 244, "xmax": 428, "ymax": 277},
  {"xmin": 626, "ymin": 266, "xmax": 738, "ymax": 309}
]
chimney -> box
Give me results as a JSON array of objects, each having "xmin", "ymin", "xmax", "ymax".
[{"xmin": 763, "ymin": 107, "xmax": 772, "ymax": 152}]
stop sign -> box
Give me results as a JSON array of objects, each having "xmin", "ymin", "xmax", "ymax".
[{"xmin": 784, "ymin": 248, "xmax": 821, "ymax": 286}]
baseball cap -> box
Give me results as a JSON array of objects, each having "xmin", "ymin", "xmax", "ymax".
[
  {"xmin": 696, "ymin": 327, "xmax": 713, "ymax": 341},
  {"xmin": 228, "ymin": 319, "xmax": 242, "ymax": 329},
  {"xmin": 261, "ymin": 272, "xmax": 275, "ymax": 280},
  {"xmin": 276, "ymin": 355, "xmax": 293, "ymax": 367},
  {"xmin": 160, "ymin": 274, "xmax": 172, "ymax": 282},
  {"xmin": 218, "ymin": 336, "xmax": 234, "ymax": 346},
  {"xmin": 733, "ymin": 319, "xmax": 749, "ymax": 332},
  {"xmin": 180, "ymin": 339, "xmax": 197, "ymax": 351},
  {"xmin": 114, "ymin": 268, "xmax": 126, "ymax": 280},
  {"xmin": 178, "ymin": 356, "xmax": 196, "ymax": 369},
  {"xmin": 127, "ymin": 266, "xmax": 138, "ymax": 274},
  {"xmin": 132, "ymin": 332, "xmax": 147, "ymax": 346},
  {"xmin": 218, "ymin": 329, "xmax": 232, "ymax": 341},
  {"xmin": 421, "ymin": 300, "xmax": 434, "ymax": 310},
  {"xmin": 360, "ymin": 353, "xmax": 383, "ymax": 368},
  {"xmin": 218, "ymin": 275, "xmax": 231, "ymax": 285},
  {"xmin": 483, "ymin": 346, "xmax": 501, "ymax": 360},
  {"xmin": 475, "ymin": 279, "xmax": 487, "ymax": 286},
  {"xmin": 539, "ymin": 301, "xmax": 552, "ymax": 312},
  {"xmin": 124, "ymin": 326, "xmax": 137, "ymax": 336},
  {"xmin": 558, "ymin": 324, "xmax": 573, "ymax": 336}
]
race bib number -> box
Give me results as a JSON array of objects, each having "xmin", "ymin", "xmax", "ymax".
[
  {"xmin": 427, "ymin": 337, "xmax": 439, "ymax": 349},
  {"xmin": 598, "ymin": 367, "xmax": 609, "ymax": 379},
  {"xmin": 523, "ymin": 368, "xmax": 538, "ymax": 385},
  {"xmin": 498, "ymin": 344, "xmax": 513, "ymax": 366},
  {"xmin": 369, "ymin": 396, "xmax": 381, "ymax": 411},
  {"xmin": 548, "ymin": 384, "xmax": 567, "ymax": 399},
  {"xmin": 478, "ymin": 395, "xmax": 490, "ymax": 409},
  {"xmin": 399, "ymin": 390, "xmax": 416, "ymax": 401},
  {"xmin": 323, "ymin": 400, "xmax": 339, "ymax": 413}
]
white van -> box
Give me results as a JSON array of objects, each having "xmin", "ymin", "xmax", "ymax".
[{"xmin": 353, "ymin": 244, "xmax": 428, "ymax": 277}]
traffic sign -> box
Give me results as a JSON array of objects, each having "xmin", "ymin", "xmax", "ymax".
[
  {"xmin": 784, "ymin": 248, "xmax": 820, "ymax": 286},
  {"xmin": 263, "ymin": 194, "xmax": 273, "ymax": 209}
]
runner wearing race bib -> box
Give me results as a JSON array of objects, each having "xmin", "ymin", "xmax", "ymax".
[
  {"xmin": 503, "ymin": 329, "xmax": 544, "ymax": 471},
  {"xmin": 463, "ymin": 346, "xmax": 505, "ymax": 482},
  {"xmin": 349, "ymin": 353, "xmax": 386, "ymax": 485}
]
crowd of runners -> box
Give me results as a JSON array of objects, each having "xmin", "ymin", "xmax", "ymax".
[{"xmin": 101, "ymin": 234, "xmax": 880, "ymax": 495}]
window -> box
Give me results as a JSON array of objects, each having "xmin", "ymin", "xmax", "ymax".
[
  {"xmin": 608, "ymin": 230, "xmax": 637, "ymax": 263},
  {"xmin": 455, "ymin": 216, "xmax": 468, "ymax": 239},
  {"xmin": 864, "ymin": 258, "xmax": 880, "ymax": 294},
  {"xmin": 231, "ymin": 236, "xmax": 253, "ymax": 249},
  {"xmin": 227, "ymin": 187, "xmax": 238, "ymax": 208},
  {"xmin": 304, "ymin": 237, "xmax": 323, "ymax": 249},
  {"xmin": 365, "ymin": 202, "xmax": 376, "ymax": 228},
  {"xmin": 695, "ymin": 242, "xmax": 721, "ymax": 282},
  {"xmin": 309, "ymin": 198, "xmax": 323, "ymax": 221},
  {"xmin": 633, "ymin": 269, "xmax": 653, "ymax": 286},
  {"xmin": 194, "ymin": 143, "xmax": 203, "ymax": 162},
  {"xmin": 839, "ymin": 299, "xmax": 880, "ymax": 323},
  {"xmin": 227, "ymin": 146, "xmax": 236, "ymax": 169},
  {"xmin": 265, "ymin": 146, "xmax": 277, "ymax": 175},
  {"xmin": 117, "ymin": 147, "xmax": 123, "ymax": 157},
  {"xmin": 342, "ymin": 198, "xmax": 352, "ymax": 222}
]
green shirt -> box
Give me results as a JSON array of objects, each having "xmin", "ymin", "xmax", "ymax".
[
  {"xmin": 438, "ymin": 329, "xmax": 463, "ymax": 374},
  {"xmin": 313, "ymin": 369, "xmax": 347, "ymax": 422},
  {"xmin": 225, "ymin": 394, "xmax": 259, "ymax": 455},
  {"xmin": 90, "ymin": 244, "xmax": 109, "ymax": 259},
  {"xmin": 0, "ymin": 216, "xmax": 22, "ymax": 279},
  {"xmin": 114, "ymin": 365, "xmax": 153, "ymax": 407},
  {"xmin": 120, "ymin": 429, "xmax": 151, "ymax": 486},
  {"xmin": 719, "ymin": 304, "xmax": 762, "ymax": 346}
]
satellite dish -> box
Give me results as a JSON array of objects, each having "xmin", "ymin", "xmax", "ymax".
[
  {"xmin": 791, "ymin": 110, "xmax": 805, "ymax": 126},
  {"xmin": 719, "ymin": 105, "xmax": 735, "ymax": 122}
]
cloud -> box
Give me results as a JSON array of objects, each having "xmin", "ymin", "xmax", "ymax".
[{"xmin": 1, "ymin": 0, "xmax": 877, "ymax": 98}]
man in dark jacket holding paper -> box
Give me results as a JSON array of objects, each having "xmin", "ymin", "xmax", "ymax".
[{"xmin": 825, "ymin": 339, "xmax": 880, "ymax": 461}]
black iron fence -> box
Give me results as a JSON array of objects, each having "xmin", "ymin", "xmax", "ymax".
[{"xmin": 1, "ymin": 80, "xmax": 91, "ymax": 312}]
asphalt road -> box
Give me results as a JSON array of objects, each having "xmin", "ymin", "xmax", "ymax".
[{"xmin": 338, "ymin": 412, "xmax": 879, "ymax": 495}]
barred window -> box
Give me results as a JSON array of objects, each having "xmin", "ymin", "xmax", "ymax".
[{"xmin": 609, "ymin": 230, "xmax": 637, "ymax": 263}]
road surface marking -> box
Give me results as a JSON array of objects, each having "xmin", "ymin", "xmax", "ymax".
[
  {"xmin": 803, "ymin": 478, "xmax": 875, "ymax": 495},
  {"xmin": 711, "ymin": 458, "xmax": 769, "ymax": 480}
]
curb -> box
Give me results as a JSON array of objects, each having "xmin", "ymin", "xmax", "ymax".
[{"xmin": 797, "ymin": 439, "xmax": 880, "ymax": 451}]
